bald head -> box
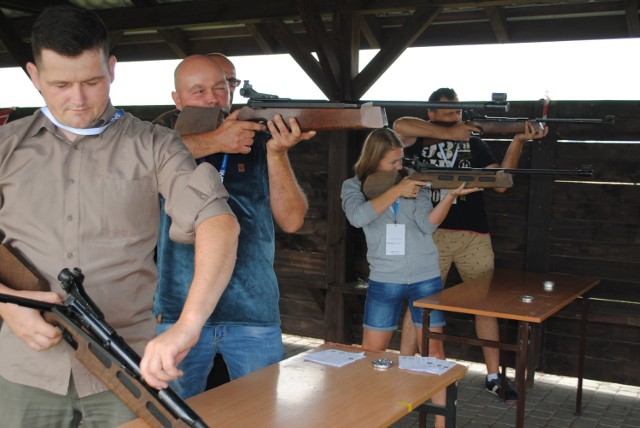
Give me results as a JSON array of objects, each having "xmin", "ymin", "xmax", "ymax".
[
  {"xmin": 172, "ymin": 54, "xmax": 231, "ymax": 111},
  {"xmin": 206, "ymin": 53, "xmax": 238, "ymax": 102}
]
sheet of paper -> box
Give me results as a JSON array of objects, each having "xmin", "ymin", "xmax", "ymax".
[
  {"xmin": 304, "ymin": 349, "xmax": 366, "ymax": 367},
  {"xmin": 398, "ymin": 356, "xmax": 456, "ymax": 375}
]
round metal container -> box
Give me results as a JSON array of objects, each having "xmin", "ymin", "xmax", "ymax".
[
  {"xmin": 543, "ymin": 280, "xmax": 555, "ymax": 291},
  {"xmin": 371, "ymin": 358, "xmax": 394, "ymax": 370},
  {"xmin": 520, "ymin": 295, "xmax": 535, "ymax": 303}
]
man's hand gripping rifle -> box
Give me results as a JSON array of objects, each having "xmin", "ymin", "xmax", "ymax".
[
  {"xmin": 362, "ymin": 157, "xmax": 594, "ymax": 200},
  {"xmin": 0, "ymin": 268, "xmax": 208, "ymax": 428}
]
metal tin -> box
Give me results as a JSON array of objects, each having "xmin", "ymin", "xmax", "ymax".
[
  {"xmin": 543, "ymin": 280, "xmax": 555, "ymax": 291},
  {"xmin": 521, "ymin": 295, "xmax": 535, "ymax": 303},
  {"xmin": 371, "ymin": 358, "xmax": 394, "ymax": 370}
]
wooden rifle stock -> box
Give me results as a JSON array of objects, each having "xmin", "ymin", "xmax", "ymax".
[
  {"xmin": 0, "ymin": 242, "xmax": 49, "ymax": 293},
  {"xmin": 464, "ymin": 114, "xmax": 615, "ymax": 135},
  {"xmin": 237, "ymin": 104, "xmax": 388, "ymax": 131},
  {"xmin": 174, "ymin": 107, "xmax": 224, "ymax": 136},
  {"xmin": 465, "ymin": 120, "xmax": 539, "ymax": 135},
  {"xmin": 362, "ymin": 169, "xmax": 513, "ymax": 200},
  {"xmin": 237, "ymin": 80, "xmax": 389, "ymax": 130}
]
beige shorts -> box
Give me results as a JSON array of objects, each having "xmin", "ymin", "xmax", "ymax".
[{"xmin": 433, "ymin": 229, "xmax": 494, "ymax": 282}]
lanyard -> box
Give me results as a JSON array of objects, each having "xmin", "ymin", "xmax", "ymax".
[
  {"xmin": 390, "ymin": 199, "xmax": 400, "ymax": 224},
  {"xmin": 438, "ymin": 142, "xmax": 459, "ymax": 168},
  {"xmin": 197, "ymin": 153, "xmax": 229, "ymax": 183},
  {"xmin": 41, "ymin": 107, "xmax": 124, "ymax": 136},
  {"xmin": 218, "ymin": 154, "xmax": 229, "ymax": 182}
]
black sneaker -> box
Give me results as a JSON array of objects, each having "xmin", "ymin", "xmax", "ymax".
[{"xmin": 485, "ymin": 375, "xmax": 518, "ymax": 403}]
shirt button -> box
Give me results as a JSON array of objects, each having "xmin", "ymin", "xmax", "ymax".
[
  {"xmin": 73, "ymin": 145, "xmax": 79, "ymax": 150},
  {"xmin": 66, "ymin": 215, "xmax": 73, "ymax": 221},
  {"xmin": 68, "ymin": 178, "xmax": 75, "ymax": 184},
  {"xmin": 66, "ymin": 252, "xmax": 73, "ymax": 259}
]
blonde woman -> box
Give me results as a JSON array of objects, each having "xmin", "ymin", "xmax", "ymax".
[{"xmin": 341, "ymin": 128, "xmax": 479, "ymax": 427}]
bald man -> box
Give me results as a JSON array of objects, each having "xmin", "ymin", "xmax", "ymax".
[
  {"xmin": 153, "ymin": 54, "xmax": 316, "ymax": 399},
  {"xmin": 206, "ymin": 53, "xmax": 239, "ymax": 103}
]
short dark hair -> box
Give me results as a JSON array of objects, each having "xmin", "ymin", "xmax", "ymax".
[
  {"xmin": 428, "ymin": 88, "xmax": 457, "ymax": 103},
  {"xmin": 31, "ymin": 5, "xmax": 110, "ymax": 65}
]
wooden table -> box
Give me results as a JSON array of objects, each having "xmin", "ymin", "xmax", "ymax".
[
  {"xmin": 414, "ymin": 269, "xmax": 600, "ymax": 428},
  {"xmin": 120, "ymin": 344, "xmax": 467, "ymax": 428}
]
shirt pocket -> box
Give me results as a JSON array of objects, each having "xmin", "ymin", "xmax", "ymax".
[{"xmin": 102, "ymin": 177, "xmax": 156, "ymax": 237}]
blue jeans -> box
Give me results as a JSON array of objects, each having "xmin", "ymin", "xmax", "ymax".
[
  {"xmin": 156, "ymin": 323, "xmax": 284, "ymax": 399},
  {"xmin": 364, "ymin": 277, "xmax": 445, "ymax": 331}
]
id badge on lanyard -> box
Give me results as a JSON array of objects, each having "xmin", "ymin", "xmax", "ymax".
[{"xmin": 386, "ymin": 199, "xmax": 405, "ymax": 255}]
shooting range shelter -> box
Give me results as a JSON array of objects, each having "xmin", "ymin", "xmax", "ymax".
[{"xmin": 1, "ymin": 0, "xmax": 639, "ymax": 388}]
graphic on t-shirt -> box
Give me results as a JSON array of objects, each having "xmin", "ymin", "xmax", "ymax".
[{"xmin": 418, "ymin": 141, "xmax": 470, "ymax": 204}]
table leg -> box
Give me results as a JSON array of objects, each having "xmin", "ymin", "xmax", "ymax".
[
  {"xmin": 515, "ymin": 321, "xmax": 530, "ymax": 428},
  {"xmin": 500, "ymin": 320, "xmax": 508, "ymax": 400},
  {"xmin": 526, "ymin": 324, "xmax": 541, "ymax": 388},
  {"xmin": 444, "ymin": 381, "xmax": 458, "ymax": 428},
  {"xmin": 421, "ymin": 308, "xmax": 431, "ymax": 357},
  {"xmin": 419, "ymin": 308, "xmax": 432, "ymax": 428},
  {"xmin": 576, "ymin": 295, "xmax": 589, "ymax": 415}
]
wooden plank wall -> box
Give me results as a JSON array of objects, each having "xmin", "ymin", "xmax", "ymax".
[{"xmin": 7, "ymin": 102, "xmax": 638, "ymax": 386}]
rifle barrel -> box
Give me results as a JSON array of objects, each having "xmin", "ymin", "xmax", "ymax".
[
  {"xmin": 470, "ymin": 115, "xmax": 615, "ymax": 125},
  {"xmin": 412, "ymin": 166, "xmax": 593, "ymax": 177},
  {"xmin": 247, "ymin": 100, "xmax": 362, "ymax": 109},
  {"xmin": 0, "ymin": 293, "xmax": 57, "ymax": 311}
]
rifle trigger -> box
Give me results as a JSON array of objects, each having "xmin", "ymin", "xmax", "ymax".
[{"xmin": 60, "ymin": 328, "xmax": 79, "ymax": 350}]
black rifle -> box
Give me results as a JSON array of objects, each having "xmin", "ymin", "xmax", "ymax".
[
  {"xmin": 0, "ymin": 267, "xmax": 208, "ymax": 428},
  {"xmin": 362, "ymin": 158, "xmax": 593, "ymax": 199}
]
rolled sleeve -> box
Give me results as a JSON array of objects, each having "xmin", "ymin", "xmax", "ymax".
[
  {"xmin": 154, "ymin": 128, "xmax": 234, "ymax": 244},
  {"xmin": 167, "ymin": 162, "xmax": 234, "ymax": 244}
]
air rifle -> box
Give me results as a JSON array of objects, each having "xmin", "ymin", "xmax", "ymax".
[
  {"xmin": 464, "ymin": 110, "xmax": 616, "ymax": 135},
  {"xmin": 361, "ymin": 158, "xmax": 594, "ymax": 200},
  {"xmin": 234, "ymin": 80, "xmax": 388, "ymax": 131},
  {"xmin": 0, "ymin": 267, "xmax": 208, "ymax": 428}
]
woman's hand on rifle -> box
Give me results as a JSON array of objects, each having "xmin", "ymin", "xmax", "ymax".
[{"xmin": 397, "ymin": 177, "xmax": 427, "ymax": 199}]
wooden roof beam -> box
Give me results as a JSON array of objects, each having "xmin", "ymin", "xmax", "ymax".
[
  {"xmin": 0, "ymin": 0, "xmax": 65, "ymax": 14},
  {"xmin": 295, "ymin": 0, "xmax": 341, "ymax": 99},
  {"xmin": 625, "ymin": 0, "xmax": 640, "ymax": 36},
  {"xmin": 352, "ymin": 6, "xmax": 441, "ymax": 100},
  {"xmin": 0, "ymin": 9, "xmax": 31, "ymax": 73},
  {"xmin": 359, "ymin": 14, "xmax": 381, "ymax": 49},
  {"xmin": 334, "ymin": 6, "xmax": 360, "ymax": 100},
  {"xmin": 260, "ymin": 19, "xmax": 333, "ymax": 100},
  {"xmin": 156, "ymin": 28, "xmax": 189, "ymax": 58},
  {"xmin": 245, "ymin": 23, "xmax": 277, "ymax": 55},
  {"xmin": 130, "ymin": 0, "xmax": 190, "ymax": 58},
  {"xmin": 486, "ymin": 6, "xmax": 510, "ymax": 43}
]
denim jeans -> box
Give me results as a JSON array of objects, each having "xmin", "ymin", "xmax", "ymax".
[
  {"xmin": 364, "ymin": 277, "xmax": 445, "ymax": 331},
  {"xmin": 156, "ymin": 323, "xmax": 284, "ymax": 399}
]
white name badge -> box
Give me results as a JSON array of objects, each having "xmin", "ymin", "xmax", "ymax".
[{"xmin": 386, "ymin": 223, "xmax": 405, "ymax": 255}]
